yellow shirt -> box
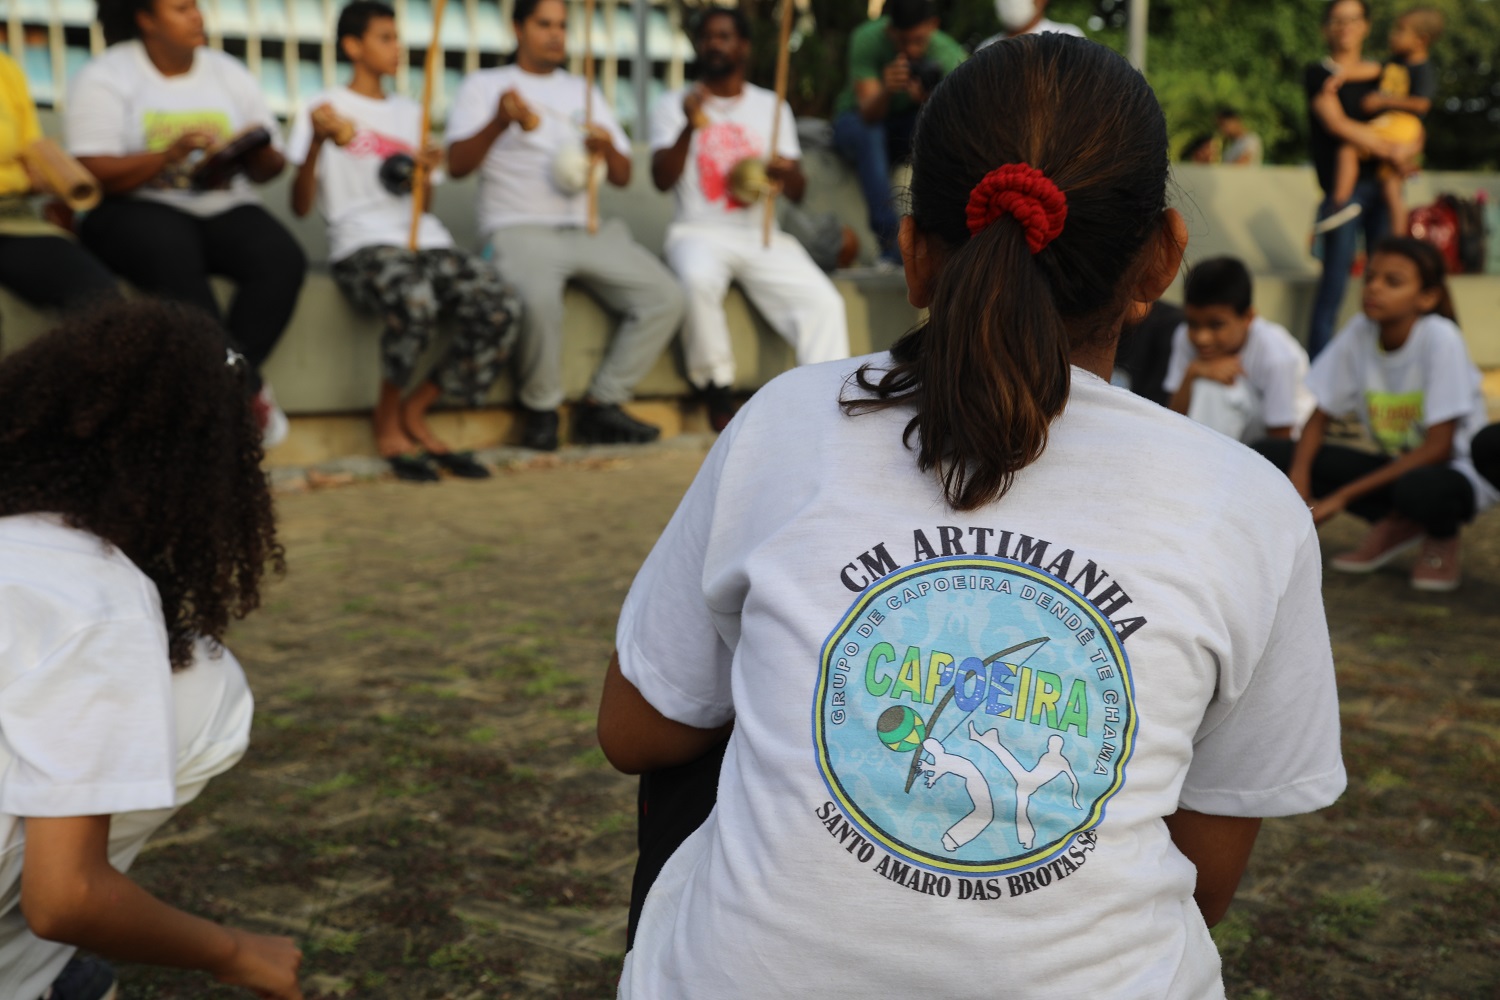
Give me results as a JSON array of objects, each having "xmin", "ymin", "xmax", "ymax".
[{"xmin": 0, "ymin": 53, "xmax": 43, "ymax": 197}]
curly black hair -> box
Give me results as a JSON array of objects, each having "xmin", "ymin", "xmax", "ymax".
[{"xmin": 0, "ymin": 300, "xmax": 284, "ymax": 669}]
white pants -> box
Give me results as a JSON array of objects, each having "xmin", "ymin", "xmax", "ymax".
[
  {"xmin": 0, "ymin": 642, "xmax": 253, "ymax": 1000},
  {"xmin": 664, "ymin": 223, "xmax": 850, "ymax": 390},
  {"xmin": 1186, "ymin": 377, "xmax": 1265, "ymax": 444}
]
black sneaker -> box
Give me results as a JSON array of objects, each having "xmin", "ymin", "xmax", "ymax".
[
  {"xmin": 574, "ymin": 403, "xmax": 661, "ymax": 445},
  {"xmin": 43, "ymin": 956, "xmax": 117, "ymax": 1000},
  {"xmin": 520, "ymin": 408, "xmax": 560, "ymax": 451},
  {"xmin": 701, "ymin": 383, "xmax": 735, "ymax": 433}
]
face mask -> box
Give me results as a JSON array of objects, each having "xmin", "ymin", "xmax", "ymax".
[{"xmin": 996, "ymin": 0, "xmax": 1038, "ymax": 31}]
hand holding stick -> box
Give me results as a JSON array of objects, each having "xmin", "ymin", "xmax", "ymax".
[
  {"xmin": 583, "ymin": 0, "xmax": 599, "ymax": 235},
  {"xmin": 409, "ymin": 0, "xmax": 449, "ymax": 250}
]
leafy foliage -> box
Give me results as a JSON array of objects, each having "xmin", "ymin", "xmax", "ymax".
[{"xmin": 706, "ymin": 0, "xmax": 1500, "ymax": 170}]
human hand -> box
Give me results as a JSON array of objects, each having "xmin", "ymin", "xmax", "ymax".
[
  {"xmin": 164, "ymin": 129, "xmax": 216, "ymax": 166},
  {"xmin": 416, "ymin": 141, "xmax": 444, "ymax": 173},
  {"xmin": 764, "ymin": 155, "xmax": 795, "ymax": 186},
  {"xmin": 583, "ymin": 123, "xmax": 613, "ymax": 157},
  {"xmin": 1190, "ymin": 355, "xmax": 1244, "ymax": 385},
  {"xmin": 882, "ymin": 56, "xmax": 911, "ymax": 95},
  {"xmin": 499, "ymin": 89, "xmax": 539, "ymax": 131},
  {"xmin": 683, "ymin": 85, "xmax": 708, "ymax": 129},
  {"xmin": 213, "ymin": 927, "xmax": 303, "ymax": 999},
  {"xmin": 1309, "ymin": 492, "xmax": 1348, "ymax": 525},
  {"xmin": 1360, "ymin": 92, "xmax": 1387, "ymax": 115},
  {"xmin": 1321, "ymin": 73, "xmax": 1346, "ymax": 96},
  {"xmin": 309, "ymin": 104, "xmax": 351, "ymax": 145}
]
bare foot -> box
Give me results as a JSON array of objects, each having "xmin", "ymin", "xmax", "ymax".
[
  {"xmin": 374, "ymin": 381, "xmax": 421, "ymax": 458},
  {"xmin": 399, "ymin": 382, "xmax": 450, "ymax": 454}
]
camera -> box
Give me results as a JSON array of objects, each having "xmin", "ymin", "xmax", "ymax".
[{"xmin": 906, "ymin": 56, "xmax": 945, "ymax": 94}]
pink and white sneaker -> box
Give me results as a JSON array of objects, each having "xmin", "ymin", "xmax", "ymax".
[
  {"xmin": 1330, "ymin": 515, "xmax": 1423, "ymax": 573},
  {"xmin": 1410, "ymin": 534, "xmax": 1461, "ymax": 592}
]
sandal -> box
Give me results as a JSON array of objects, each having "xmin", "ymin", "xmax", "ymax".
[
  {"xmin": 425, "ymin": 450, "xmax": 491, "ymax": 479},
  {"xmin": 386, "ymin": 452, "xmax": 440, "ymax": 482}
]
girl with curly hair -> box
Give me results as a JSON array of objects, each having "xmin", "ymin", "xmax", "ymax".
[{"xmin": 0, "ymin": 301, "xmax": 302, "ymax": 999}]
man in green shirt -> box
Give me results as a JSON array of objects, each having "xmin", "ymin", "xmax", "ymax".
[{"xmin": 832, "ymin": 0, "xmax": 966, "ymax": 265}]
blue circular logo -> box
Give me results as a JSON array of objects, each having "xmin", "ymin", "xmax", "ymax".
[{"xmin": 814, "ymin": 556, "xmax": 1135, "ymax": 874}]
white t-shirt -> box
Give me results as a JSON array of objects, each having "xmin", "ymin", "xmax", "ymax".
[
  {"xmin": 616, "ymin": 359, "xmax": 1346, "ymax": 1000},
  {"xmin": 65, "ymin": 41, "xmax": 280, "ymax": 218},
  {"xmin": 977, "ymin": 19, "xmax": 1087, "ymax": 50},
  {"xmin": 444, "ymin": 65, "xmax": 628, "ymax": 237},
  {"xmin": 1163, "ymin": 315, "xmax": 1316, "ymax": 439},
  {"xmin": 649, "ymin": 83, "xmax": 798, "ymax": 230},
  {"xmin": 0, "ymin": 515, "xmax": 177, "ymax": 1000},
  {"xmin": 1308, "ymin": 312, "xmax": 1498, "ymax": 511},
  {"xmin": 287, "ymin": 87, "xmax": 453, "ymax": 263}
]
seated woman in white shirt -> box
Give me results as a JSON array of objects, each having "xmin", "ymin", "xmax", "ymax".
[
  {"xmin": 601, "ymin": 34, "xmax": 1345, "ymax": 1000},
  {"xmin": 0, "ymin": 301, "xmax": 302, "ymax": 1000},
  {"xmin": 66, "ymin": 0, "xmax": 307, "ymax": 445}
]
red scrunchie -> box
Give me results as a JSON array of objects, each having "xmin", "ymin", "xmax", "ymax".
[{"xmin": 964, "ymin": 163, "xmax": 1068, "ymax": 254}]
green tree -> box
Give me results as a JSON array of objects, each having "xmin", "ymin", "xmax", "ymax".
[{"xmin": 711, "ymin": 0, "xmax": 1500, "ymax": 170}]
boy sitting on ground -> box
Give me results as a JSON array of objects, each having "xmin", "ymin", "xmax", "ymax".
[
  {"xmin": 1164, "ymin": 257, "xmax": 1314, "ymax": 444},
  {"xmin": 1317, "ymin": 5, "xmax": 1442, "ymax": 236}
]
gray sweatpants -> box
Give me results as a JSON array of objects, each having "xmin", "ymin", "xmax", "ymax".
[{"xmin": 488, "ymin": 219, "xmax": 686, "ymax": 411}]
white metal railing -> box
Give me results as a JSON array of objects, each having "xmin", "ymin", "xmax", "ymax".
[{"xmin": 0, "ymin": 0, "xmax": 693, "ymax": 135}]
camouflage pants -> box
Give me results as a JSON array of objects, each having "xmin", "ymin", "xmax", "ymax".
[{"xmin": 332, "ymin": 246, "xmax": 522, "ymax": 406}]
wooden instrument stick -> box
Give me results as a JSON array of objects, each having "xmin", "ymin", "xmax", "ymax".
[
  {"xmin": 409, "ymin": 0, "xmax": 449, "ymax": 250},
  {"xmin": 21, "ymin": 139, "xmax": 101, "ymax": 212},
  {"xmin": 583, "ymin": 0, "xmax": 599, "ymax": 235},
  {"xmin": 763, "ymin": 0, "xmax": 794, "ymax": 248}
]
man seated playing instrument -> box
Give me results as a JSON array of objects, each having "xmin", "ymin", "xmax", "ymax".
[
  {"xmin": 446, "ymin": 0, "xmax": 685, "ymax": 451},
  {"xmin": 650, "ymin": 6, "xmax": 850, "ymax": 431}
]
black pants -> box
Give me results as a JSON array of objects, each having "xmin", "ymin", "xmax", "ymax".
[
  {"xmin": 1256, "ymin": 439, "xmax": 1476, "ymax": 538},
  {"xmin": 626, "ymin": 735, "xmax": 729, "ymax": 950},
  {"xmin": 0, "ymin": 233, "xmax": 119, "ymax": 311},
  {"xmin": 80, "ymin": 199, "xmax": 306, "ymax": 378},
  {"xmin": 1472, "ymin": 423, "xmax": 1500, "ymax": 492}
]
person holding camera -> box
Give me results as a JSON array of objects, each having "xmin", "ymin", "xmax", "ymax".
[{"xmin": 832, "ymin": 0, "xmax": 965, "ymax": 267}]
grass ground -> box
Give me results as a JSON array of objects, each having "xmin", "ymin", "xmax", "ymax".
[{"xmin": 119, "ymin": 441, "xmax": 1498, "ymax": 999}]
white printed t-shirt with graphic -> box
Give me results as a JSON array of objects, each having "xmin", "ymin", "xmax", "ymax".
[
  {"xmin": 615, "ymin": 358, "xmax": 1346, "ymax": 999},
  {"xmin": 1308, "ymin": 312, "xmax": 1498, "ymax": 511},
  {"xmin": 287, "ymin": 88, "xmax": 453, "ymax": 263},
  {"xmin": 65, "ymin": 40, "xmax": 280, "ymax": 217},
  {"xmin": 444, "ymin": 65, "xmax": 628, "ymax": 238},
  {"xmin": 0, "ymin": 515, "xmax": 177, "ymax": 1000},
  {"xmin": 649, "ymin": 84, "xmax": 798, "ymax": 230},
  {"xmin": 1163, "ymin": 315, "xmax": 1317, "ymax": 440}
]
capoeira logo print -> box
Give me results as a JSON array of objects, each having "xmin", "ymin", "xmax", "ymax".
[
  {"xmin": 695, "ymin": 121, "xmax": 761, "ymax": 208},
  {"xmin": 814, "ymin": 556, "xmax": 1135, "ymax": 875}
]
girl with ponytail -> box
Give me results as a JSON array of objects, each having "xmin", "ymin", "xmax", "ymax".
[{"xmin": 600, "ymin": 33, "xmax": 1345, "ymax": 999}]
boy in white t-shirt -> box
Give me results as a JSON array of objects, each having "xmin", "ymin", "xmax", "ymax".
[
  {"xmin": 1164, "ymin": 257, "xmax": 1314, "ymax": 443},
  {"xmin": 650, "ymin": 7, "xmax": 850, "ymax": 431},
  {"xmin": 445, "ymin": 0, "xmax": 684, "ymax": 452},
  {"xmin": 289, "ymin": 1, "xmax": 520, "ymax": 482}
]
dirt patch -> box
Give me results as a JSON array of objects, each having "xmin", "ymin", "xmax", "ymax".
[{"xmin": 120, "ymin": 444, "xmax": 1497, "ymax": 999}]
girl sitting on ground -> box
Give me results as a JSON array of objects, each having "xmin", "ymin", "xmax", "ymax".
[
  {"xmin": 0, "ymin": 301, "xmax": 302, "ymax": 999},
  {"xmin": 1258, "ymin": 237, "xmax": 1495, "ymax": 591}
]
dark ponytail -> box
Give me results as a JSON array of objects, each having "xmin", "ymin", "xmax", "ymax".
[
  {"xmin": 1373, "ymin": 236, "xmax": 1458, "ymax": 323},
  {"xmin": 842, "ymin": 34, "xmax": 1170, "ymax": 512},
  {"xmin": 97, "ymin": 0, "xmax": 155, "ymax": 46}
]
